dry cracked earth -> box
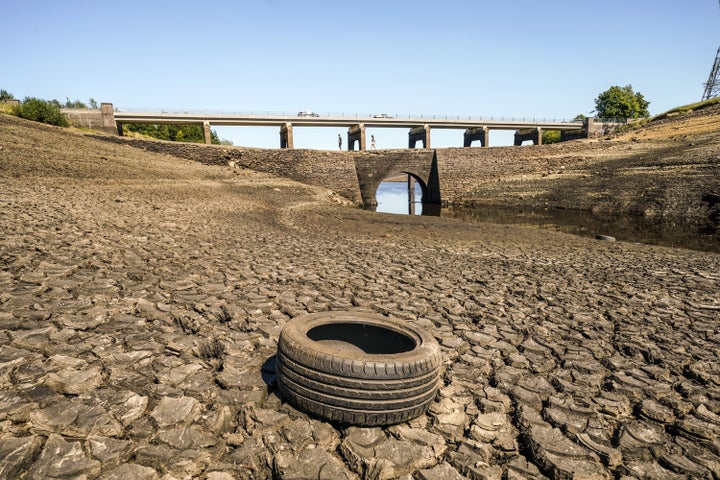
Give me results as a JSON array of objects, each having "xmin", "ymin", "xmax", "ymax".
[{"xmin": 1, "ymin": 112, "xmax": 719, "ymax": 479}]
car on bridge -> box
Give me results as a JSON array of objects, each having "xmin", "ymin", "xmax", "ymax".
[
  {"xmin": 373, "ymin": 113, "xmax": 393, "ymax": 118},
  {"xmin": 298, "ymin": 110, "xmax": 320, "ymax": 117}
]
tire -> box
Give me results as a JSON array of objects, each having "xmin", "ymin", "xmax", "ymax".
[
  {"xmin": 276, "ymin": 311, "xmax": 443, "ymax": 427},
  {"xmin": 595, "ymin": 234, "xmax": 616, "ymax": 241}
]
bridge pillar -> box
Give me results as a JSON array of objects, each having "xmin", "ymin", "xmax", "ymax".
[
  {"xmin": 513, "ymin": 127, "xmax": 543, "ymax": 146},
  {"xmin": 348, "ymin": 124, "xmax": 366, "ymax": 151},
  {"xmin": 100, "ymin": 103, "xmax": 121, "ymax": 136},
  {"xmin": 280, "ymin": 122, "xmax": 294, "ymax": 149},
  {"xmin": 203, "ymin": 121, "xmax": 212, "ymax": 145},
  {"xmin": 463, "ymin": 126, "xmax": 489, "ymax": 147},
  {"xmin": 409, "ymin": 125, "xmax": 430, "ymax": 149},
  {"xmin": 408, "ymin": 175, "xmax": 416, "ymax": 215},
  {"xmin": 583, "ymin": 117, "xmax": 598, "ymax": 138}
]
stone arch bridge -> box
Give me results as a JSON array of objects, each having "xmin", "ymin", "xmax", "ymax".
[
  {"xmin": 354, "ymin": 150, "xmax": 441, "ymax": 207},
  {"xmin": 92, "ymin": 134, "xmax": 566, "ymax": 208}
]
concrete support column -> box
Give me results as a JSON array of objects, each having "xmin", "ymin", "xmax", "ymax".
[
  {"xmin": 280, "ymin": 123, "xmax": 294, "ymax": 149},
  {"xmin": 348, "ymin": 124, "xmax": 366, "ymax": 151},
  {"xmin": 100, "ymin": 103, "xmax": 120, "ymax": 135},
  {"xmin": 409, "ymin": 125, "xmax": 430, "ymax": 149},
  {"xmin": 513, "ymin": 127, "xmax": 543, "ymax": 146},
  {"xmin": 463, "ymin": 126, "xmax": 489, "ymax": 147},
  {"xmin": 584, "ymin": 117, "xmax": 596, "ymax": 138},
  {"xmin": 203, "ymin": 121, "xmax": 212, "ymax": 145}
]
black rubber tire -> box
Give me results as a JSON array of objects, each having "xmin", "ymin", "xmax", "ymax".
[
  {"xmin": 277, "ymin": 352, "xmax": 440, "ymax": 399},
  {"xmin": 276, "ymin": 311, "xmax": 442, "ymax": 427},
  {"xmin": 279, "ymin": 384, "xmax": 436, "ymax": 426},
  {"xmin": 595, "ymin": 234, "xmax": 616, "ymax": 242}
]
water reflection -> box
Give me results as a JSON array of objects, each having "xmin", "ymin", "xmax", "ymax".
[
  {"xmin": 448, "ymin": 206, "xmax": 719, "ymax": 253},
  {"xmin": 373, "ymin": 182, "xmax": 719, "ymax": 252},
  {"xmin": 375, "ymin": 180, "xmax": 430, "ymax": 216}
]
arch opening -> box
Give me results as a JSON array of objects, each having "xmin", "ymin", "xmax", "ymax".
[{"xmin": 374, "ymin": 172, "xmax": 438, "ymax": 216}]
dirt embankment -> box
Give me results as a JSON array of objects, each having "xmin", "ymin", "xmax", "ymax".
[{"xmin": 459, "ymin": 103, "xmax": 720, "ymax": 227}]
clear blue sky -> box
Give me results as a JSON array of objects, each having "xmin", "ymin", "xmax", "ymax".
[{"xmin": 3, "ymin": 0, "xmax": 718, "ymax": 149}]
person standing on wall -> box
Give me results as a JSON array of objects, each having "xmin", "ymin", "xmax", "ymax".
[
  {"xmin": 371, "ymin": 134, "xmax": 376, "ymax": 149},
  {"xmin": 338, "ymin": 134, "xmax": 342, "ymax": 150}
]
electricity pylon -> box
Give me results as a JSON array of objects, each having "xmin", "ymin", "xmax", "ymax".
[
  {"xmin": 703, "ymin": 47, "xmax": 720, "ymax": 100},
  {"xmin": 702, "ymin": 2, "xmax": 720, "ymax": 100}
]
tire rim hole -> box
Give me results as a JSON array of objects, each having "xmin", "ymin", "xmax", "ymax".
[{"xmin": 307, "ymin": 323, "xmax": 416, "ymax": 354}]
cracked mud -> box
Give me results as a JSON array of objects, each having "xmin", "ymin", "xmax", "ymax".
[{"xmin": 1, "ymin": 113, "xmax": 719, "ymax": 479}]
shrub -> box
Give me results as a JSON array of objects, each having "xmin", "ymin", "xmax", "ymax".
[
  {"xmin": 124, "ymin": 123, "xmax": 222, "ymax": 144},
  {"xmin": 542, "ymin": 130, "xmax": 561, "ymax": 144},
  {"xmin": 63, "ymin": 98, "xmax": 88, "ymax": 109},
  {"xmin": 0, "ymin": 89, "xmax": 15, "ymax": 101},
  {"xmin": 13, "ymin": 97, "xmax": 69, "ymax": 127}
]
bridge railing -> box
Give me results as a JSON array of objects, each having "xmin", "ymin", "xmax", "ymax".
[
  {"xmin": 115, "ymin": 106, "xmax": 584, "ymax": 124},
  {"xmin": 594, "ymin": 117, "xmax": 630, "ymax": 124}
]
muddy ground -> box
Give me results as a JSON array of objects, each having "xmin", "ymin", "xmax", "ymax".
[{"xmin": 0, "ymin": 112, "xmax": 719, "ymax": 479}]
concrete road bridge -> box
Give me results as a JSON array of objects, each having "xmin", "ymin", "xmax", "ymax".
[{"xmin": 90, "ymin": 103, "xmax": 597, "ymax": 149}]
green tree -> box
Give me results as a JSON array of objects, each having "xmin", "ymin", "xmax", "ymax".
[
  {"xmin": 125, "ymin": 123, "xmax": 221, "ymax": 144},
  {"xmin": 0, "ymin": 89, "xmax": 15, "ymax": 101},
  {"xmin": 594, "ymin": 85, "xmax": 650, "ymax": 119},
  {"xmin": 541, "ymin": 130, "xmax": 561, "ymax": 144},
  {"xmin": 13, "ymin": 97, "xmax": 69, "ymax": 126},
  {"xmin": 64, "ymin": 97, "xmax": 88, "ymax": 109}
]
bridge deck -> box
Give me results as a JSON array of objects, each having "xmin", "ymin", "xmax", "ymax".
[{"xmin": 113, "ymin": 112, "xmax": 584, "ymax": 131}]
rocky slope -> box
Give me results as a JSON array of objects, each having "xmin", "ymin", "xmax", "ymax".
[{"xmin": 459, "ymin": 102, "xmax": 720, "ymax": 227}]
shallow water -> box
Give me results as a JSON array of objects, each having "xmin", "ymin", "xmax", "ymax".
[
  {"xmin": 375, "ymin": 181, "xmax": 720, "ymax": 253},
  {"xmin": 375, "ymin": 180, "xmax": 425, "ymax": 215}
]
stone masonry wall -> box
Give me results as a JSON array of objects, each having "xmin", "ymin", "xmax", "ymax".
[
  {"xmin": 435, "ymin": 145, "xmax": 575, "ymax": 203},
  {"xmin": 63, "ymin": 109, "xmax": 104, "ymax": 129},
  {"xmin": 92, "ymin": 135, "xmax": 580, "ymax": 205},
  {"xmin": 63, "ymin": 108, "xmax": 119, "ymax": 135},
  {"xmin": 92, "ymin": 136, "xmax": 364, "ymax": 203}
]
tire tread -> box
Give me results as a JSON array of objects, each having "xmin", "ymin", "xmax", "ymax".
[{"xmin": 276, "ymin": 311, "xmax": 443, "ymax": 426}]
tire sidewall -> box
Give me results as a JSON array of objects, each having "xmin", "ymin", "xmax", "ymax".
[{"xmin": 278, "ymin": 311, "xmax": 442, "ymax": 377}]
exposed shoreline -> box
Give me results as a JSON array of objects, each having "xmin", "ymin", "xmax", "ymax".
[{"xmin": 456, "ymin": 102, "xmax": 720, "ymax": 226}]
